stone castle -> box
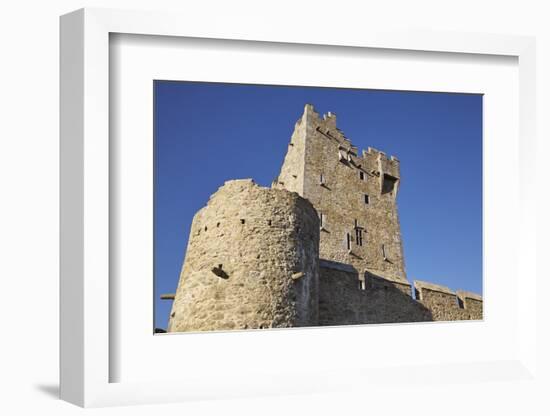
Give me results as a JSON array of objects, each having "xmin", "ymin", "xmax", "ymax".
[{"xmin": 164, "ymin": 104, "xmax": 482, "ymax": 332}]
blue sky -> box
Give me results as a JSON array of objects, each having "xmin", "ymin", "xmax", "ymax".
[{"xmin": 154, "ymin": 81, "xmax": 482, "ymax": 330}]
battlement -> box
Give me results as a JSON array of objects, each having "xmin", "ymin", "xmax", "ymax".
[
  {"xmin": 364, "ymin": 146, "xmax": 400, "ymax": 164},
  {"xmin": 456, "ymin": 290, "xmax": 483, "ymax": 302},
  {"xmin": 414, "ymin": 280, "xmax": 483, "ymax": 308},
  {"xmin": 414, "ymin": 279, "xmax": 483, "ymax": 321},
  {"xmin": 319, "ymin": 264, "xmax": 483, "ymax": 325},
  {"xmin": 302, "ymin": 104, "xmax": 400, "ymax": 167},
  {"xmin": 414, "ymin": 280, "xmax": 455, "ymax": 298}
]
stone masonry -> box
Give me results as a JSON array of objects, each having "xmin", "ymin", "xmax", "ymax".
[
  {"xmin": 166, "ymin": 104, "xmax": 482, "ymax": 332},
  {"xmin": 168, "ymin": 179, "xmax": 320, "ymax": 332},
  {"xmin": 274, "ymin": 104, "xmax": 406, "ymax": 283}
]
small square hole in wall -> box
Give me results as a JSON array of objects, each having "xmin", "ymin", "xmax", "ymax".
[{"xmin": 240, "ymin": 219, "xmax": 245, "ymax": 224}]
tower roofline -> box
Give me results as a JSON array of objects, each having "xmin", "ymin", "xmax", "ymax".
[{"xmin": 301, "ymin": 104, "xmax": 401, "ymax": 171}]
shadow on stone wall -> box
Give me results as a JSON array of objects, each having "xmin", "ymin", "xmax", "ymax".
[
  {"xmin": 318, "ymin": 262, "xmax": 433, "ymax": 326},
  {"xmin": 414, "ymin": 283, "xmax": 483, "ymax": 322}
]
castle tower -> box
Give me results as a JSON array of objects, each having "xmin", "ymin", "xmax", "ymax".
[
  {"xmin": 274, "ymin": 104, "xmax": 407, "ymax": 284},
  {"xmin": 167, "ymin": 179, "xmax": 320, "ymax": 332}
]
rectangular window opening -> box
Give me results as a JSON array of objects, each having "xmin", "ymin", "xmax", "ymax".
[
  {"xmin": 359, "ymin": 171, "xmax": 365, "ymax": 180},
  {"xmin": 355, "ymin": 228, "xmax": 363, "ymax": 246},
  {"xmin": 364, "ymin": 194, "xmax": 370, "ymax": 204},
  {"xmin": 382, "ymin": 174, "xmax": 398, "ymax": 195},
  {"xmin": 346, "ymin": 233, "xmax": 351, "ymax": 251}
]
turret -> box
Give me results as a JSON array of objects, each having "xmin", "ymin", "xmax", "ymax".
[{"xmin": 168, "ymin": 179, "xmax": 320, "ymax": 332}]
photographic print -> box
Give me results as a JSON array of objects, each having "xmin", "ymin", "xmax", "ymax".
[{"xmin": 154, "ymin": 81, "xmax": 483, "ymax": 333}]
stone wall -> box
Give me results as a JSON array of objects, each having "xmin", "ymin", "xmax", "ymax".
[
  {"xmin": 414, "ymin": 281, "xmax": 483, "ymax": 321},
  {"xmin": 272, "ymin": 115, "xmax": 307, "ymax": 194},
  {"xmin": 274, "ymin": 104, "xmax": 407, "ymax": 283},
  {"xmin": 168, "ymin": 179, "xmax": 320, "ymax": 332},
  {"xmin": 319, "ymin": 265, "xmax": 482, "ymax": 325},
  {"xmin": 318, "ymin": 261, "xmax": 432, "ymax": 325}
]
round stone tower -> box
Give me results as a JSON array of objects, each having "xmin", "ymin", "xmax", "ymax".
[{"xmin": 167, "ymin": 179, "xmax": 320, "ymax": 332}]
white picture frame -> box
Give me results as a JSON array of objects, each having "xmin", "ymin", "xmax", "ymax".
[{"xmin": 60, "ymin": 7, "xmax": 537, "ymax": 408}]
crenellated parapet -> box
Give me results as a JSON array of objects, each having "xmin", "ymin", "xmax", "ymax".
[
  {"xmin": 304, "ymin": 104, "xmax": 401, "ymax": 180},
  {"xmin": 318, "ymin": 261, "xmax": 482, "ymax": 325},
  {"xmin": 413, "ymin": 280, "xmax": 483, "ymax": 321}
]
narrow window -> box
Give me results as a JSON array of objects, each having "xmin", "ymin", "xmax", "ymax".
[
  {"xmin": 359, "ymin": 171, "xmax": 365, "ymax": 180},
  {"xmin": 319, "ymin": 173, "xmax": 325, "ymax": 185},
  {"xmin": 354, "ymin": 219, "xmax": 358, "ymax": 228},
  {"xmin": 346, "ymin": 233, "xmax": 351, "ymax": 251},
  {"xmin": 240, "ymin": 219, "xmax": 245, "ymax": 225},
  {"xmin": 364, "ymin": 194, "xmax": 370, "ymax": 204},
  {"xmin": 319, "ymin": 212, "xmax": 325, "ymax": 229},
  {"xmin": 382, "ymin": 244, "xmax": 387, "ymax": 260},
  {"xmin": 355, "ymin": 228, "xmax": 363, "ymax": 246}
]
